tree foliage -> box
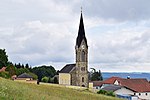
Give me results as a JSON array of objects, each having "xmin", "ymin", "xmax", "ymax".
[
  {"xmin": 15, "ymin": 63, "xmax": 30, "ymax": 69},
  {"xmin": 28, "ymin": 72, "xmax": 38, "ymax": 80},
  {"xmin": 97, "ymin": 90, "xmax": 115, "ymax": 97},
  {"xmin": 0, "ymin": 71, "xmax": 10, "ymax": 79},
  {"xmin": 16, "ymin": 68, "xmax": 30, "ymax": 76},
  {"xmin": 6, "ymin": 65, "xmax": 17, "ymax": 76},
  {"xmin": 0, "ymin": 48, "xmax": 57, "ymax": 82},
  {"xmin": 90, "ymin": 68, "xmax": 103, "ymax": 81},
  {"xmin": 31, "ymin": 65, "xmax": 56, "ymax": 81},
  {"xmin": 0, "ymin": 49, "xmax": 8, "ymax": 68},
  {"xmin": 42, "ymin": 76, "xmax": 49, "ymax": 83},
  {"xmin": 53, "ymin": 77, "xmax": 58, "ymax": 84}
]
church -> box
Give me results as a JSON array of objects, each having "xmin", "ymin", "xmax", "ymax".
[{"xmin": 59, "ymin": 11, "xmax": 89, "ymax": 87}]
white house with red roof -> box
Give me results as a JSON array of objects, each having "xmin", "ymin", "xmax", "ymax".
[
  {"xmin": 113, "ymin": 78, "xmax": 150, "ymax": 100},
  {"xmin": 90, "ymin": 77, "xmax": 150, "ymax": 100}
]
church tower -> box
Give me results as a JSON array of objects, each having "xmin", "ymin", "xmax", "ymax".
[{"xmin": 75, "ymin": 11, "xmax": 88, "ymax": 87}]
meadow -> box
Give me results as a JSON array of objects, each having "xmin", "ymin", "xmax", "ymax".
[{"xmin": 0, "ymin": 77, "xmax": 121, "ymax": 100}]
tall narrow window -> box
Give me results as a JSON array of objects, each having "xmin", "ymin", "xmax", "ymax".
[
  {"xmin": 81, "ymin": 51, "xmax": 85, "ymax": 62},
  {"xmin": 82, "ymin": 77, "xmax": 84, "ymax": 82}
]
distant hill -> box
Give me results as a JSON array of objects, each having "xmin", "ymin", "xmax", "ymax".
[
  {"xmin": 0, "ymin": 77, "xmax": 121, "ymax": 100},
  {"xmin": 102, "ymin": 72, "xmax": 150, "ymax": 80}
]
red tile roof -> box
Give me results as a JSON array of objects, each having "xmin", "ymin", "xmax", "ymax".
[
  {"xmin": 0, "ymin": 67, "xmax": 6, "ymax": 72},
  {"xmin": 117, "ymin": 78, "xmax": 150, "ymax": 92},
  {"xmin": 103, "ymin": 77, "xmax": 122, "ymax": 84},
  {"xmin": 91, "ymin": 77, "xmax": 150, "ymax": 92},
  {"xmin": 90, "ymin": 77, "xmax": 123, "ymax": 87},
  {"xmin": 92, "ymin": 81, "xmax": 103, "ymax": 87}
]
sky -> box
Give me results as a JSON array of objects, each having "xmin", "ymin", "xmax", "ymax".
[{"xmin": 0, "ymin": 0, "xmax": 150, "ymax": 72}]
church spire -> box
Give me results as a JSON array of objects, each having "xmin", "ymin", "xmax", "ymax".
[{"xmin": 76, "ymin": 11, "xmax": 88, "ymax": 48}]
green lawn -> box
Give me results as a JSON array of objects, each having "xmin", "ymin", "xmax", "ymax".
[{"xmin": 0, "ymin": 77, "xmax": 121, "ymax": 100}]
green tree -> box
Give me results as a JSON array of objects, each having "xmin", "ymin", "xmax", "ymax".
[
  {"xmin": 42, "ymin": 76, "xmax": 49, "ymax": 83},
  {"xmin": 54, "ymin": 77, "xmax": 58, "ymax": 84},
  {"xmin": 28, "ymin": 72, "xmax": 38, "ymax": 80},
  {"xmin": 90, "ymin": 68, "xmax": 103, "ymax": 81},
  {"xmin": 0, "ymin": 71, "xmax": 10, "ymax": 79},
  {"xmin": 25, "ymin": 63, "xmax": 29, "ymax": 69},
  {"xmin": 0, "ymin": 49, "xmax": 8, "ymax": 68},
  {"xmin": 6, "ymin": 65, "xmax": 17, "ymax": 76},
  {"xmin": 16, "ymin": 68, "xmax": 30, "ymax": 75},
  {"xmin": 31, "ymin": 65, "xmax": 56, "ymax": 81}
]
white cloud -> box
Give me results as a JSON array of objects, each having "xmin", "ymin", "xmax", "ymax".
[{"xmin": 0, "ymin": 0, "xmax": 150, "ymax": 72}]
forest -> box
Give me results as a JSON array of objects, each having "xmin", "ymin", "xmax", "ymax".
[{"xmin": 0, "ymin": 49, "xmax": 58, "ymax": 83}]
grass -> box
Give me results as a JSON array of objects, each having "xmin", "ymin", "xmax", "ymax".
[{"xmin": 0, "ymin": 77, "xmax": 122, "ymax": 100}]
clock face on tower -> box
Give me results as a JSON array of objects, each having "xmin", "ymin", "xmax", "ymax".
[{"xmin": 81, "ymin": 45, "xmax": 85, "ymax": 49}]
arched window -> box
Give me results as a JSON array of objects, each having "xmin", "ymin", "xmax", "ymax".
[
  {"xmin": 82, "ymin": 77, "xmax": 84, "ymax": 82},
  {"xmin": 81, "ymin": 51, "xmax": 85, "ymax": 62}
]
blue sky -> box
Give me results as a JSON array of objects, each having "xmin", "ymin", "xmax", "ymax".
[{"xmin": 0, "ymin": 0, "xmax": 150, "ymax": 72}]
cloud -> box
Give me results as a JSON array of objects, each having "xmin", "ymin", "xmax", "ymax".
[
  {"xmin": 0, "ymin": 20, "xmax": 75, "ymax": 65},
  {"xmin": 81, "ymin": 0, "xmax": 150, "ymax": 22},
  {"xmin": 0, "ymin": 0, "xmax": 150, "ymax": 72},
  {"xmin": 89, "ymin": 22, "xmax": 150, "ymax": 71}
]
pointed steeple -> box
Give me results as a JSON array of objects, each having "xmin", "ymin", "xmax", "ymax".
[{"xmin": 76, "ymin": 11, "xmax": 88, "ymax": 48}]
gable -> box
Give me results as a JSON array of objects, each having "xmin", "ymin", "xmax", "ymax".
[{"xmin": 103, "ymin": 77, "xmax": 122, "ymax": 84}]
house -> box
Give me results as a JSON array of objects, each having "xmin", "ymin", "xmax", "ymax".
[
  {"xmin": 114, "ymin": 78, "xmax": 150, "ymax": 100},
  {"xmin": 14, "ymin": 73, "xmax": 37, "ymax": 83},
  {"xmin": 0, "ymin": 67, "xmax": 6, "ymax": 72},
  {"xmin": 102, "ymin": 77, "xmax": 122, "ymax": 87},
  {"xmin": 101, "ymin": 84, "xmax": 139, "ymax": 100},
  {"xmin": 11, "ymin": 75, "xmax": 17, "ymax": 80},
  {"xmin": 17, "ymin": 73, "xmax": 33, "ymax": 80},
  {"xmin": 91, "ymin": 77, "xmax": 150, "ymax": 100},
  {"xmin": 102, "ymin": 84, "xmax": 135, "ymax": 95},
  {"xmin": 59, "ymin": 11, "xmax": 89, "ymax": 87},
  {"xmin": 103, "ymin": 77, "xmax": 122, "ymax": 84},
  {"xmin": 89, "ymin": 81, "xmax": 103, "ymax": 89},
  {"xmin": 116, "ymin": 94, "xmax": 138, "ymax": 100}
]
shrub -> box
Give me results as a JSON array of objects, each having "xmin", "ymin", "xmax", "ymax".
[
  {"xmin": 41, "ymin": 76, "xmax": 49, "ymax": 83},
  {"xmin": 53, "ymin": 77, "xmax": 58, "ymax": 84},
  {"xmin": 0, "ymin": 72, "xmax": 10, "ymax": 79},
  {"xmin": 97, "ymin": 90, "xmax": 107, "ymax": 95},
  {"xmin": 106, "ymin": 91, "xmax": 115, "ymax": 97},
  {"xmin": 97, "ymin": 90, "xmax": 115, "ymax": 97}
]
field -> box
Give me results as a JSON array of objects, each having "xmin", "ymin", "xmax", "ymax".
[{"xmin": 0, "ymin": 77, "xmax": 121, "ymax": 100}]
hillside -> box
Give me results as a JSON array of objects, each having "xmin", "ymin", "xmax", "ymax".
[{"xmin": 0, "ymin": 78, "xmax": 121, "ymax": 100}]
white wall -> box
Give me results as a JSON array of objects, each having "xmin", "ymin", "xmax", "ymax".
[
  {"xmin": 135, "ymin": 92, "xmax": 150, "ymax": 100},
  {"xmin": 115, "ymin": 87, "xmax": 134, "ymax": 95},
  {"xmin": 115, "ymin": 87, "xmax": 150, "ymax": 100},
  {"xmin": 59, "ymin": 73, "xmax": 71, "ymax": 85}
]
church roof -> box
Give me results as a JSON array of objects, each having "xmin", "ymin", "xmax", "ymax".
[
  {"xmin": 76, "ymin": 12, "xmax": 88, "ymax": 48},
  {"xmin": 17, "ymin": 73, "xmax": 33, "ymax": 78},
  {"xmin": 59, "ymin": 64, "xmax": 75, "ymax": 73}
]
